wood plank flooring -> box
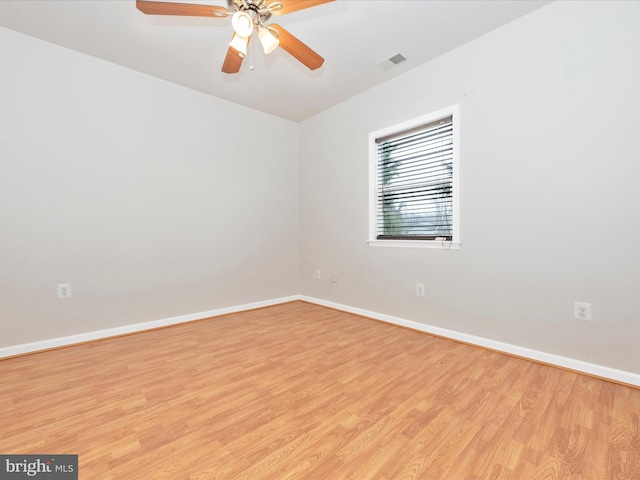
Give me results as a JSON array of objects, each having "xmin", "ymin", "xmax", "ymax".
[{"xmin": 1, "ymin": 301, "xmax": 639, "ymax": 479}]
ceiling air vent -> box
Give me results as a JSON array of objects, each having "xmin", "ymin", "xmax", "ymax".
[
  {"xmin": 388, "ymin": 53, "xmax": 406, "ymax": 65},
  {"xmin": 375, "ymin": 53, "xmax": 407, "ymax": 70}
]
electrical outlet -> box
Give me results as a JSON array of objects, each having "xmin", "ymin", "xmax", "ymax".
[
  {"xmin": 58, "ymin": 283, "xmax": 72, "ymax": 299},
  {"xmin": 331, "ymin": 272, "xmax": 338, "ymax": 283},
  {"xmin": 315, "ymin": 269, "xmax": 321, "ymax": 280},
  {"xmin": 416, "ymin": 283, "xmax": 425, "ymax": 296},
  {"xmin": 574, "ymin": 302, "xmax": 591, "ymax": 321}
]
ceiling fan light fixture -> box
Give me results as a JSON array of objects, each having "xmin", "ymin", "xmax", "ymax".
[
  {"xmin": 258, "ymin": 26, "xmax": 279, "ymax": 54},
  {"xmin": 135, "ymin": 0, "xmax": 334, "ymax": 74},
  {"xmin": 228, "ymin": 32, "xmax": 249, "ymax": 56},
  {"xmin": 231, "ymin": 11, "xmax": 253, "ymax": 37}
]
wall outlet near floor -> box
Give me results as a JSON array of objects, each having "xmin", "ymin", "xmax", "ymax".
[
  {"xmin": 416, "ymin": 283, "xmax": 425, "ymax": 296},
  {"xmin": 315, "ymin": 269, "xmax": 322, "ymax": 280},
  {"xmin": 574, "ymin": 301, "xmax": 591, "ymax": 321},
  {"xmin": 58, "ymin": 283, "xmax": 72, "ymax": 298}
]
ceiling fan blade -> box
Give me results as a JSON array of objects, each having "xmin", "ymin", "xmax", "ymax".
[
  {"xmin": 270, "ymin": 24, "xmax": 324, "ymax": 70},
  {"xmin": 271, "ymin": 0, "xmax": 335, "ymax": 16},
  {"xmin": 221, "ymin": 46, "xmax": 244, "ymax": 74},
  {"xmin": 136, "ymin": 0, "xmax": 228, "ymax": 17}
]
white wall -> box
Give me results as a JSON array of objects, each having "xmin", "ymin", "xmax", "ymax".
[
  {"xmin": 299, "ymin": 1, "xmax": 640, "ymax": 374},
  {"xmin": 0, "ymin": 28, "xmax": 300, "ymax": 347}
]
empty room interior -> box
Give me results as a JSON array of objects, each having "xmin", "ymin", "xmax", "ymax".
[{"xmin": 1, "ymin": 0, "xmax": 640, "ymax": 478}]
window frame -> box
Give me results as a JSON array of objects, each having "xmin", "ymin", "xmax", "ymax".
[{"xmin": 368, "ymin": 105, "xmax": 460, "ymax": 249}]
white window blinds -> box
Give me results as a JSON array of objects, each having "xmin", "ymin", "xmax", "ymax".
[{"xmin": 375, "ymin": 115, "xmax": 454, "ymax": 240}]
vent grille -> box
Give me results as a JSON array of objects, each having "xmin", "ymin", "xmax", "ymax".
[
  {"xmin": 388, "ymin": 53, "xmax": 406, "ymax": 65},
  {"xmin": 375, "ymin": 53, "xmax": 407, "ymax": 71}
]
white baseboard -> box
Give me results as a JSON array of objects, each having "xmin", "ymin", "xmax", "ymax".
[
  {"xmin": 298, "ymin": 295, "xmax": 640, "ymax": 387},
  {"xmin": 0, "ymin": 296, "xmax": 299, "ymax": 359},
  {"xmin": 3, "ymin": 294, "xmax": 638, "ymax": 387}
]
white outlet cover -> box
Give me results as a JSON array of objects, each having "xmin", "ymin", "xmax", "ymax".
[
  {"xmin": 574, "ymin": 302, "xmax": 591, "ymax": 321},
  {"xmin": 58, "ymin": 283, "xmax": 72, "ymax": 298}
]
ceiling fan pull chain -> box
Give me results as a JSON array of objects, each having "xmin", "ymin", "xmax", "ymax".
[{"xmin": 248, "ymin": 33, "xmax": 255, "ymax": 70}]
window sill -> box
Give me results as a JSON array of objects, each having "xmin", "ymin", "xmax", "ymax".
[{"xmin": 367, "ymin": 239, "xmax": 461, "ymax": 250}]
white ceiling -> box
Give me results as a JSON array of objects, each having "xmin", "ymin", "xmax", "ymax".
[{"xmin": 0, "ymin": 0, "xmax": 551, "ymax": 121}]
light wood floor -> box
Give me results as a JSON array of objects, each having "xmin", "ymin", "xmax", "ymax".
[{"xmin": 1, "ymin": 301, "xmax": 639, "ymax": 479}]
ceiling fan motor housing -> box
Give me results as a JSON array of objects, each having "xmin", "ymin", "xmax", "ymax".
[{"xmin": 227, "ymin": 0, "xmax": 273, "ymax": 23}]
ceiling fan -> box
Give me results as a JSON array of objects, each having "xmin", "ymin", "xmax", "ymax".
[{"xmin": 136, "ymin": 0, "xmax": 335, "ymax": 74}]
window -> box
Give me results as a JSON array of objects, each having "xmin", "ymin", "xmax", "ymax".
[{"xmin": 369, "ymin": 106, "xmax": 459, "ymax": 248}]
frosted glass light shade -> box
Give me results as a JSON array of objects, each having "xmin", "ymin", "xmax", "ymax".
[
  {"xmin": 258, "ymin": 27, "xmax": 279, "ymax": 54},
  {"xmin": 231, "ymin": 11, "xmax": 253, "ymax": 38},
  {"xmin": 228, "ymin": 33, "xmax": 249, "ymax": 56}
]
